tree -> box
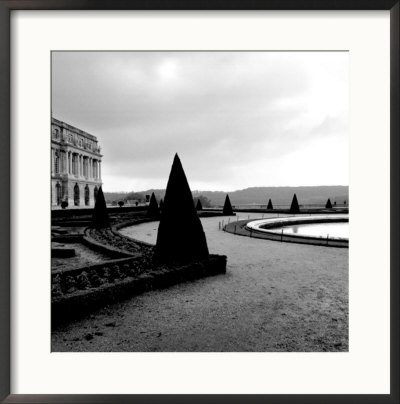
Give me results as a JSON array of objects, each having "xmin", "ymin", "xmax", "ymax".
[
  {"xmin": 289, "ymin": 193, "xmax": 300, "ymax": 214},
  {"xmin": 126, "ymin": 191, "xmax": 145, "ymax": 201},
  {"xmin": 147, "ymin": 192, "xmax": 160, "ymax": 217},
  {"xmin": 159, "ymin": 198, "xmax": 164, "ymax": 211},
  {"xmin": 61, "ymin": 200, "xmax": 68, "ymax": 209},
  {"xmin": 222, "ymin": 194, "xmax": 234, "ymax": 215},
  {"xmin": 325, "ymin": 198, "xmax": 332, "ymax": 209},
  {"xmin": 267, "ymin": 199, "xmax": 273, "ymax": 210},
  {"xmin": 92, "ymin": 186, "xmax": 110, "ymax": 228},
  {"xmin": 193, "ymin": 195, "xmax": 211, "ymax": 209},
  {"xmin": 154, "ymin": 153, "xmax": 209, "ymax": 263},
  {"xmin": 196, "ymin": 199, "xmax": 203, "ymax": 211},
  {"xmin": 118, "ymin": 200, "xmax": 124, "ymax": 208}
]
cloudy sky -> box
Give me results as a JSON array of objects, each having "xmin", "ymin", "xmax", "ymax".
[{"xmin": 52, "ymin": 51, "xmax": 348, "ymax": 193}]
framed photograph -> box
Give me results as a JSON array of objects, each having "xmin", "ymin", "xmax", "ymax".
[{"xmin": 1, "ymin": 1, "xmax": 399, "ymax": 403}]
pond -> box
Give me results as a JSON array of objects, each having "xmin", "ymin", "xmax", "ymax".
[{"xmin": 268, "ymin": 222, "xmax": 349, "ymax": 239}]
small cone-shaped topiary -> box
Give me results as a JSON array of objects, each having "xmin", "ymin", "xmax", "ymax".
[
  {"xmin": 289, "ymin": 193, "xmax": 300, "ymax": 214},
  {"xmin": 196, "ymin": 199, "xmax": 203, "ymax": 211},
  {"xmin": 147, "ymin": 192, "xmax": 160, "ymax": 217},
  {"xmin": 223, "ymin": 194, "xmax": 234, "ymax": 215},
  {"xmin": 325, "ymin": 198, "xmax": 333, "ymax": 209},
  {"xmin": 92, "ymin": 186, "xmax": 110, "ymax": 228},
  {"xmin": 267, "ymin": 198, "xmax": 273, "ymax": 210},
  {"xmin": 159, "ymin": 198, "xmax": 164, "ymax": 212},
  {"xmin": 154, "ymin": 154, "xmax": 209, "ymax": 264}
]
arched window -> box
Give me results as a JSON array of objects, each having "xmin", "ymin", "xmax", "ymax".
[
  {"xmin": 85, "ymin": 185, "xmax": 90, "ymax": 206},
  {"xmin": 94, "ymin": 186, "xmax": 98, "ymax": 203},
  {"xmin": 55, "ymin": 182, "xmax": 62, "ymax": 205},
  {"xmin": 74, "ymin": 183, "xmax": 80, "ymax": 206}
]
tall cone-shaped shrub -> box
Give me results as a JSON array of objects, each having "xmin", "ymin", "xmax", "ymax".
[
  {"xmin": 325, "ymin": 198, "xmax": 333, "ymax": 209},
  {"xmin": 92, "ymin": 186, "xmax": 110, "ymax": 228},
  {"xmin": 223, "ymin": 195, "xmax": 234, "ymax": 215},
  {"xmin": 154, "ymin": 154, "xmax": 209, "ymax": 263},
  {"xmin": 289, "ymin": 193, "xmax": 300, "ymax": 214},
  {"xmin": 159, "ymin": 198, "xmax": 164, "ymax": 212},
  {"xmin": 147, "ymin": 192, "xmax": 160, "ymax": 217},
  {"xmin": 196, "ymin": 199, "xmax": 203, "ymax": 211},
  {"xmin": 267, "ymin": 199, "xmax": 273, "ymax": 210}
]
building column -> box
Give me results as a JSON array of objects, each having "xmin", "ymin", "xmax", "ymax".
[
  {"xmin": 51, "ymin": 149, "xmax": 54, "ymax": 175},
  {"xmin": 99, "ymin": 161, "xmax": 101, "ymax": 181}
]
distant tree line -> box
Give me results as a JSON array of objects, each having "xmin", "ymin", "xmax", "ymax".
[
  {"xmin": 193, "ymin": 195, "xmax": 211, "ymax": 209},
  {"xmin": 105, "ymin": 190, "xmax": 212, "ymax": 208}
]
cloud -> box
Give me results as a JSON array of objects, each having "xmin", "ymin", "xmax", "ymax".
[{"xmin": 52, "ymin": 51, "xmax": 348, "ymax": 191}]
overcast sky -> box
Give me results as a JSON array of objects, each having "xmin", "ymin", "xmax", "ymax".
[{"xmin": 52, "ymin": 51, "xmax": 348, "ymax": 193}]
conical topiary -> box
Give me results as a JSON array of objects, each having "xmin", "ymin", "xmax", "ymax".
[
  {"xmin": 196, "ymin": 199, "xmax": 203, "ymax": 211},
  {"xmin": 325, "ymin": 198, "xmax": 332, "ymax": 209},
  {"xmin": 159, "ymin": 198, "xmax": 164, "ymax": 212},
  {"xmin": 92, "ymin": 186, "xmax": 110, "ymax": 228},
  {"xmin": 289, "ymin": 193, "xmax": 300, "ymax": 214},
  {"xmin": 267, "ymin": 198, "xmax": 273, "ymax": 210},
  {"xmin": 223, "ymin": 194, "xmax": 234, "ymax": 215},
  {"xmin": 154, "ymin": 154, "xmax": 209, "ymax": 263},
  {"xmin": 147, "ymin": 192, "xmax": 160, "ymax": 217}
]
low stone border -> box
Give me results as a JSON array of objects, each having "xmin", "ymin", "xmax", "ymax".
[
  {"xmin": 52, "ymin": 254, "xmax": 227, "ymax": 326},
  {"xmin": 224, "ymin": 220, "xmax": 348, "ymax": 248},
  {"xmin": 52, "ymin": 248, "xmax": 76, "ymax": 258},
  {"xmin": 233, "ymin": 208, "xmax": 349, "ymax": 214}
]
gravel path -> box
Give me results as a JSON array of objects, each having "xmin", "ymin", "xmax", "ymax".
[{"xmin": 52, "ymin": 213, "xmax": 348, "ymax": 352}]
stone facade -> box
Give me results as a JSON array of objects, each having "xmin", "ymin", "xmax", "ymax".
[{"xmin": 51, "ymin": 117, "xmax": 103, "ymax": 208}]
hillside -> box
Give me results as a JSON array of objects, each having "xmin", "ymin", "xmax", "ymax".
[{"xmin": 105, "ymin": 186, "xmax": 348, "ymax": 207}]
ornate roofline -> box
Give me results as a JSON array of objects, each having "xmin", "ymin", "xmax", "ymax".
[{"xmin": 52, "ymin": 117, "xmax": 98, "ymax": 142}]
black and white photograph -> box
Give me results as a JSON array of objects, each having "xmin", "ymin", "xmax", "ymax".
[{"xmin": 50, "ymin": 51, "xmax": 349, "ymax": 352}]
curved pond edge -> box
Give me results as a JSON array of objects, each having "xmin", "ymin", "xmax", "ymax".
[{"xmin": 224, "ymin": 215, "xmax": 349, "ymax": 248}]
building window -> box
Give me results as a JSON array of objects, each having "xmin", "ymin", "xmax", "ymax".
[
  {"xmin": 94, "ymin": 186, "xmax": 98, "ymax": 203},
  {"xmin": 62, "ymin": 182, "xmax": 68, "ymax": 201},
  {"xmin": 56, "ymin": 182, "xmax": 62, "ymax": 205},
  {"xmin": 72, "ymin": 154, "xmax": 77, "ymax": 175},
  {"xmin": 74, "ymin": 183, "xmax": 80, "ymax": 206},
  {"xmin": 54, "ymin": 151, "xmax": 60, "ymax": 174},
  {"xmin": 52, "ymin": 128, "xmax": 60, "ymax": 139},
  {"xmin": 85, "ymin": 185, "xmax": 90, "ymax": 206},
  {"xmin": 83, "ymin": 158, "xmax": 88, "ymax": 177}
]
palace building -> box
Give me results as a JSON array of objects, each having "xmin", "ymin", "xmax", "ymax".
[{"xmin": 51, "ymin": 117, "xmax": 103, "ymax": 208}]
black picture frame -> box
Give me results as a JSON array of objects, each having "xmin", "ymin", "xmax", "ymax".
[{"xmin": 1, "ymin": 1, "xmax": 399, "ymax": 403}]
